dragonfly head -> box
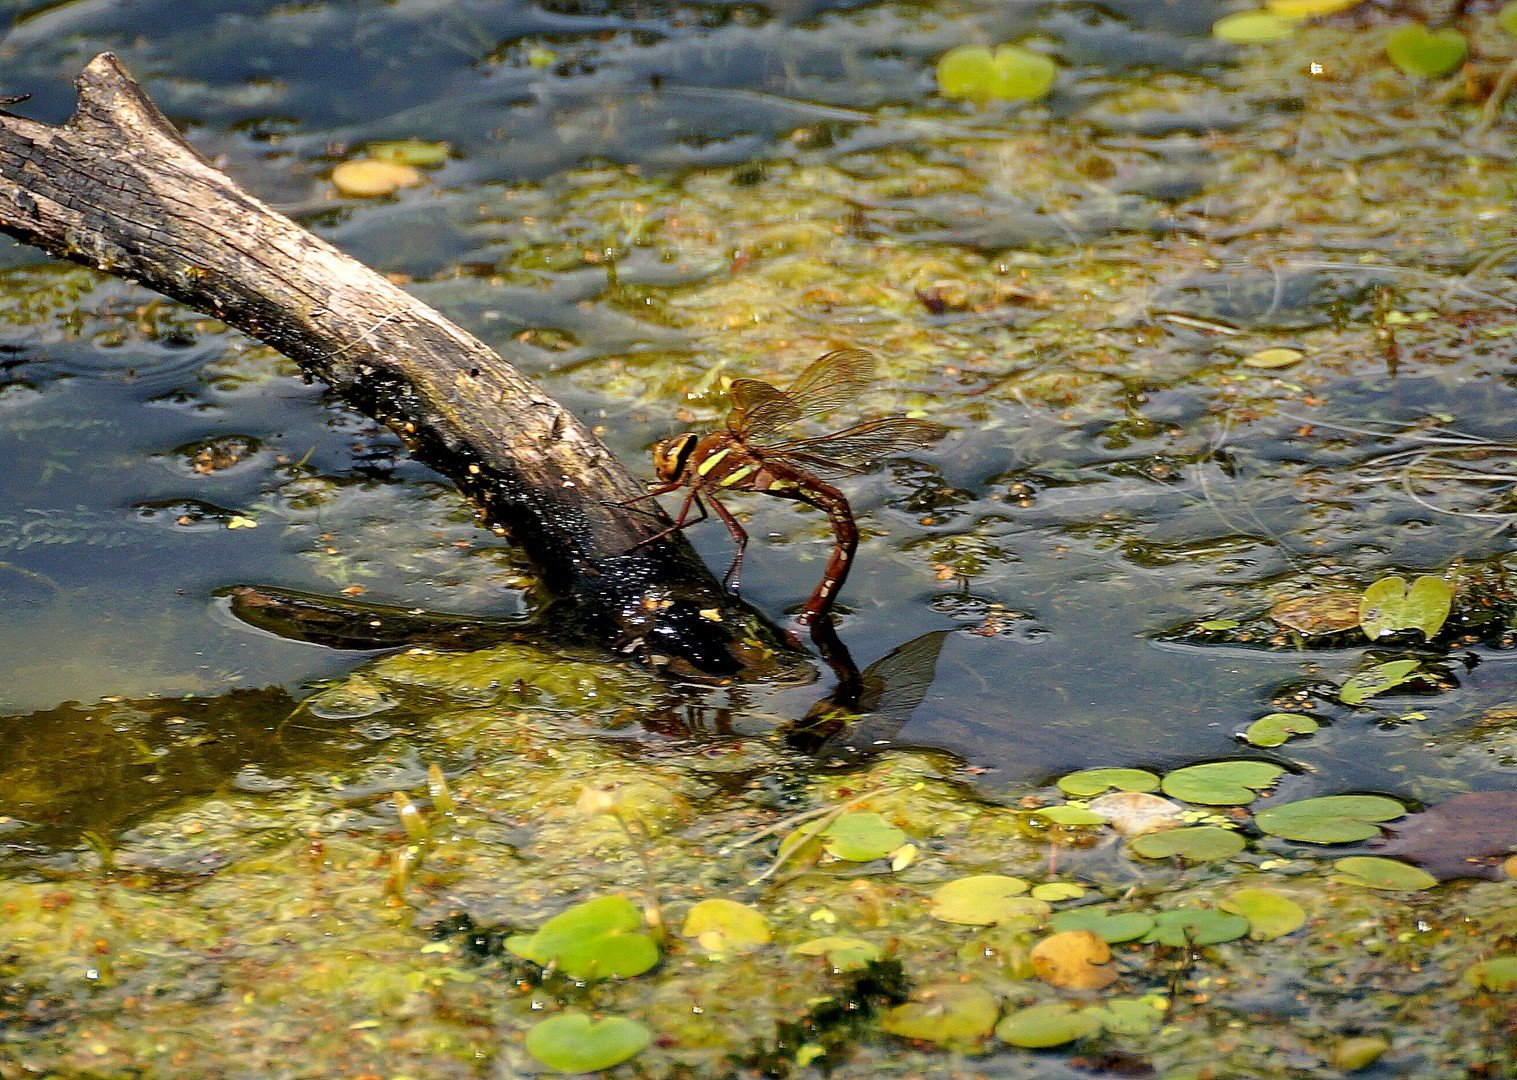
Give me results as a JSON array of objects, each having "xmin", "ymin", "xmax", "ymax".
[{"xmin": 652, "ymin": 432, "xmax": 698, "ymax": 483}]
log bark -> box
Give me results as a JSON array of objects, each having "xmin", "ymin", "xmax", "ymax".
[{"xmin": 0, "ymin": 53, "xmax": 789, "ymax": 677}]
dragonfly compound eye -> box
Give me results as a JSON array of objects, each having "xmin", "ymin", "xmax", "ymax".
[{"xmin": 652, "ymin": 433, "xmax": 697, "ymax": 482}]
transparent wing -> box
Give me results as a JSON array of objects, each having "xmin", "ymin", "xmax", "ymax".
[
  {"xmin": 727, "ymin": 349, "xmax": 879, "ymax": 441},
  {"xmin": 762, "ymin": 417, "xmax": 947, "ymax": 479}
]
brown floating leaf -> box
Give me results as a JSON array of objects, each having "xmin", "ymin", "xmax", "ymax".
[
  {"xmin": 1379, "ymin": 791, "xmax": 1517, "ymax": 881},
  {"xmin": 1031, "ymin": 930, "xmax": 1117, "ymax": 990},
  {"xmin": 1268, "ymin": 592, "xmax": 1361, "ymax": 636}
]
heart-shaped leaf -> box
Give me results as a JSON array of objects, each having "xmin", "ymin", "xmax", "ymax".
[
  {"xmin": 1161, "ymin": 761, "xmax": 1284, "ymax": 805},
  {"xmin": 525, "ymin": 1012, "xmax": 652, "ymax": 1074},
  {"xmin": 1031, "ymin": 930, "xmax": 1117, "ymax": 990},
  {"xmin": 937, "ymin": 44, "xmax": 1057, "ymax": 103},
  {"xmin": 1385, "ymin": 24, "xmax": 1467, "ymax": 78},
  {"xmin": 1143, "ymin": 907, "xmax": 1250, "ymax": 947},
  {"xmin": 681, "ymin": 899, "xmax": 771, "ymax": 954},
  {"xmin": 1360, "ymin": 574, "xmax": 1452, "ymax": 641},
  {"xmin": 1048, "ymin": 906, "xmax": 1156, "ymax": 943},
  {"xmin": 1331, "ymin": 856, "xmax": 1438, "ymax": 891},
  {"xmin": 929, "ymin": 874, "xmax": 1033, "ymax": 925},
  {"xmin": 880, "ymin": 982, "xmax": 1000, "ymax": 1048},
  {"xmin": 791, "ymin": 935, "xmax": 883, "ymax": 971},
  {"xmin": 506, "ymin": 895, "xmax": 659, "ymax": 980},
  {"xmin": 1213, "ymin": 10, "xmax": 1299, "ymax": 43},
  {"xmin": 995, "ymin": 1002, "xmax": 1102, "ymax": 1048},
  {"xmin": 1464, "ymin": 956, "xmax": 1517, "ymax": 992},
  {"xmin": 1057, "ymin": 768, "xmax": 1160, "ymax": 797},
  {"xmin": 1220, "ymin": 887, "xmax": 1306, "ymax": 940},
  {"xmin": 1129, "ymin": 825, "xmax": 1245, "ymax": 863},
  {"xmin": 1243, "ymin": 712, "xmax": 1320, "ymax": 747},
  {"xmin": 1255, "ymin": 795, "xmax": 1405, "ymax": 843},
  {"xmin": 821, "ymin": 812, "xmax": 907, "ymax": 862}
]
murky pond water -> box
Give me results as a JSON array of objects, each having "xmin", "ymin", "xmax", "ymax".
[{"xmin": 1, "ymin": 0, "xmax": 1513, "ymax": 1076}]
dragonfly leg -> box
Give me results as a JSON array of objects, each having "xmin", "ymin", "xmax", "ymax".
[
  {"xmin": 793, "ymin": 481, "xmax": 858, "ymax": 625},
  {"xmin": 706, "ymin": 494, "xmax": 749, "ymax": 593},
  {"xmin": 615, "ymin": 481, "xmax": 685, "ymax": 507},
  {"xmin": 627, "ymin": 488, "xmax": 708, "ymax": 551}
]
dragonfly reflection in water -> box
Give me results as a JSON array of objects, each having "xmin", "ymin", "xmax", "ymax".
[{"xmin": 627, "ymin": 349, "xmax": 946, "ymax": 623}]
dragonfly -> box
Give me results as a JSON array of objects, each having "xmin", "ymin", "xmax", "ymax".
[{"xmin": 627, "ymin": 348, "xmax": 945, "ymax": 624}]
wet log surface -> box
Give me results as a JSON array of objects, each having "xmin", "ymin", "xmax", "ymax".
[{"xmin": 0, "ymin": 53, "xmax": 789, "ymax": 677}]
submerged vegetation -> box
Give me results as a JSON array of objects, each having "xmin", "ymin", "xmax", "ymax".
[{"xmin": 0, "ymin": 0, "xmax": 1515, "ymax": 1074}]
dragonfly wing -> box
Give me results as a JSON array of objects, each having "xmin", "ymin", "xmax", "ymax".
[
  {"xmin": 766, "ymin": 417, "xmax": 946, "ymax": 476},
  {"xmin": 726, "ymin": 348, "xmax": 880, "ymax": 440}
]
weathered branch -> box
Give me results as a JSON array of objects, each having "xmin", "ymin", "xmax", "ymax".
[{"xmin": 0, "ymin": 53, "xmax": 788, "ymax": 676}]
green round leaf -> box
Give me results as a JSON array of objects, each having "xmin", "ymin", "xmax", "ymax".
[
  {"xmin": 1057, "ymin": 768, "xmax": 1161, "ymax": 797},
  {"xmin": 1129, "ymin": 826, "xmax": 1245, "ymax": 863},
  {"xmin": 681, "ymin": 899, "xmax": 771, "ymax": 953},
  {"xmin": 790, "ymin": 935, "xmax": 883, "ymax": 972},
  {"xmin": 1143, "ymin": 907, "xmax": 1251, "ymax": 947},
  {"xmin": 1030, "ymin": 881, "xmax": 1087, "ymax": 902},
  {"xmin": 1339, "ymin": 659, "xmax": 1422, "ymax": 706},
  {"xmin": 880, "ymin": 982, "xmax": 1000, "ymax": 1048},
  {"xmin": 1360, "ymin": 574, "xmax": 1453, "ymax": 641},
  {"xmin": 367, "ymin": 139, "xmax": 451, "ymax": 167},
  {"xmin": 930, "ymin": 874, "xmax": 1033, "ymax": 925},
  {"xmin": 1048, "ymin": 906, "xmax": 1155, "ymax": 943},
  {"xmin": 1386, "ymin": 24, "xmax": 1468, "ymax": 79},
  {"xmin": 994, "ymin": 1002, "xmax": 1101, "ymax": 1048},
  {"xmin": 1465, "ymin": 956, "xmax": 1517, "ymax": 992},
  {"xmin": 1220, "ymin": 887, "xmax": 1306, "ymax": 940},
  {"xmin": 1501, "ymin": 0, "xmax": 1517, "ymax": 37},
  {"xmin": 506, "ymin": 895, "xmax": 660, "ymax": 980},
  {"xmin": 1161, "ymin": 761, "xmax": 1285, "ymax": 805},
  {"xmin": 1255, "ymin": 795, "xmax": 1406, "ymax": 844},
  {"xmin": 1085, "ymin": 996, "xmax": 1166, "ymax": 1036},
  {"xmin": 1213, "ymin": 10, "xmax": 1299, "ymax": 44},
  {"xmin": 525, "ymin": 1012, "xmax": 651, "ymax": 1074},
  {"xmin": 1331, "ymin": 856, "xmax": 1438, "ymax": 891},
  {"xmin": 1242, "ymin": 347, "xmax": 1303, "ymax": 369},
  {"xmin": 1331, "ymin": 1035, "xmax": 1390, "ymax": 1071},
  {"xmin": 1035, "ymin": 804, "xmax": 1107, "ymax": 826},
  {"xmin": 821, "ymin": 812, "xmax": 907, "ymax": 862},
  {"xmin": 1244, "ymin": 712, "xmax": 1320, "ymax": 748}
]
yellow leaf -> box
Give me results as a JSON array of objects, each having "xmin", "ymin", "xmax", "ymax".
[
  {"xmin": 1266, "ymin": 0, "xmax": 1362, "ymax": 15},
  {"xmin": 1030, "ymin": 930, "xmax": 1117, "ymax": 990}
]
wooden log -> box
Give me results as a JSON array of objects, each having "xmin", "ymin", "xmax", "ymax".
[{"xmin": 0, "ymin": 53, "xmax": 787, "ymax": 677}]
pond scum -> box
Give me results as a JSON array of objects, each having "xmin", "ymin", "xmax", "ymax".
[{"xmin": 3, "ymin": 2, "xmax": 1517, "ymax": 1078}]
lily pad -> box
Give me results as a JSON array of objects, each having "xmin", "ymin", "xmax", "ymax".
[
  {"xmin": 1360, "ymin": 574, "xmax": 1452, "ymax": 641},
  {"xmin": 1220, "ymin": 887, "xmax": 1306, "ymax": 940},
  {"xmin": 821, "ymin": 812, "xmax": 907, "ymax": 862},
  {"xmin": 1048, "ymin": 906, "xmax": 1156, "ymax": 943},
  {"xmin": 1243, "ymin": 712, "xmax": 1319, "ymax": 748},
  {"xmin": 1213, "ymin": 10, "xmax": 1298, "ymax": 44},
  {"xmin": 1034, "ymin": 804, "xmax": 1107, "ymax": 826},
  {"xmin": 1161, "ymin": 761, "xmax": 1284, "ymax": 806},
  {"xmin": 1464, "ymin": 956, "xmax": 1517, "ymax": 992},
  {"xmin": 1339, "ymin": 660, "xmax": 1422, "ymax": 706},
  {"xmin": 1269, "ymin": 592, "xmax": 1361, "ymax": 635},
  {"xmin": 330, "ymin": 158, "xmax": 424, "ymax": 197},
  {"xmin": 1502, "ymin": 0, "xmax": 1517, "ymax": 37},
  {"xmin": 506, "ymin": 895, "xmax": 659, "ymax": 980},
  {"xmin": 1057, "ymin": 768, "xmax": 1160, "ymax": 797},
  {"xmin": 994, "ymin": 1002, "xmax": 1101, "ymax": 1048},
  {"xmin": 1385, "ymin": 24, "xmax": 1468, "ymax": 79},
  {"xmin": 1331, "ymin": 856, "xmax": 1438, "ymax": 891},
  {"xmin": 367, "ymin": 139, "xmax": 451, "ymax": 167},
  {"xmin": 1030, "ymin": 930, "xmax": 1116, "ymax": 990},
  {"xmin": 1242, "ymin": 346, "xmax": 1303, "ymax": 369},
  {"xmin": 1255, "ymin": 795, "xmax": 1405, "ymax": 844},
  {"xmin": 790, "ymin": 936, "xmax": 883, "ymax": 972},
  {"xmin": 1331, "ymin": 1035, "xmax": 1390, "ymax": 1071},
  {"xmin": 1030, "ymin": 881, "xmax": 1086, "ymax": 902},
  {"xmin": 880, "ymin": 982, "xmax": 1000, "ymax": 1049},
  {"xmin": 1143, "ymin": 907, "xmax": 1251, "ymax": 947},
  {"xmin": 525, "ymin": 1012, "xmax": 651, "ymax": 1074},
  {"xmin": 1129, "ymin": 826, "xmax": 1245, "ymax": 863},
  {"xmin": 937, "ymin": 44, "xmax": 1057, "ymax": 103},
  {"xmin": 681, "ymin": 899, "xmax": 771, "ymax": 954},
  {"xmin": 1086, "ymin": 996, "xmax": 1166, "ymax": 1036},
  {"xmin": 929, "ymin": 874, "xmax": 1032, "ymax": 925}
]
